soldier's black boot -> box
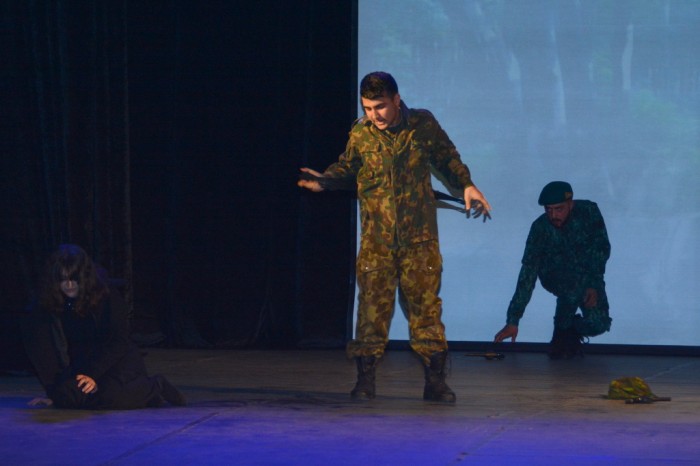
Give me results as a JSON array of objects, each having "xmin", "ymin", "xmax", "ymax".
[
  {"xmin": 350, "ymin": 356, "xmax": 377, "ymax": 400},
  {"xmin": 548, "ymin": 327, "xmax": 567, "ymax": 359},
  {"xmin": 423, "ymin": 351, "xmax": 456, "ymax": 403},
  {"xmin": 563, "ymin": 327, "xmax": 586, "ymax": 359},
  {"xmin": 549, "ymin": 327, "xmax": 585, "ymax": 359}
]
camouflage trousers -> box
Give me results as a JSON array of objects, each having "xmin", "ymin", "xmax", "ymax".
[
  {"xmin": 346, "ymin": 240, "xmax": 447, "ymax": 365},
  {"xmin": 553, "ymin": 284, "xmax": 612, "ymax": 337}
]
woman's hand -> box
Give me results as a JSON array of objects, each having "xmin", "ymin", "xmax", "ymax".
[{"xmin": 76, "ymin": 374, "xmax": 98, "ymax": 394}]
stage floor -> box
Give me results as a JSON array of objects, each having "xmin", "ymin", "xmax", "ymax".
[{"xmin": 1, "ymin": 348, "xmax": 699, "ymax": 465}]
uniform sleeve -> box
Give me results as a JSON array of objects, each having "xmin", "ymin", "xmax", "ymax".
[
  {"xmin": 505, "ymin": 223, "xmax": 542, "ymax": 326},
  {"xmin": 425, "ymin": 113, "xmax": 473, "ymax": 190},
  {"xmin": 322, "ymin": 133, "xmax": 364, "ymax": 181},
  {"xmin": 582, "ymin": 203, "xmax": 611, "ymax": 289},
  {"xmin": 84, "ymin": 289, "xmax": 133, "ymax": 380},
  {"xmin": 506, "ymin": 264, "xmax": 538, "ymax": 326}
]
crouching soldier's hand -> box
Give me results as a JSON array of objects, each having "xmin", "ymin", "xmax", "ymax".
[{"xmin": 494, "ymin": 324, "xmax": 518, "ymax": 343}]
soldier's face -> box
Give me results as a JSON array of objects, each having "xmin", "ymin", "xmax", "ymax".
[
  {"xmin": 545, "ymin": 200, "xmax": 573, "ymax": 228},
  {"xmin": 361, "ymin": 93, "xmax": 401, "ymax": 130}
]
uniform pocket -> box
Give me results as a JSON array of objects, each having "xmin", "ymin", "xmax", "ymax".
[
  {"xmin": 405, "ymin": 241, "xmax": 442, "ymax": 275},
  {"xmin": 356, "ymin": 247, "xmax": 394, "ymax": 274}
]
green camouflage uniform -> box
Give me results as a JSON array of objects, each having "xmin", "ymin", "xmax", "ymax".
[
  {"xmin": 323, "ymin": 101, "xmax": 473, "ymax": 364},
  {"xmin": 506, "ymin": 200, "xmax": 612, "ymax": 336}
]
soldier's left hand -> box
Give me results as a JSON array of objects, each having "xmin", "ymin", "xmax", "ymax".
[
  {"xmin": 467, "ymin": 200, "xmax": 492, "ymax": 222},
  {"xmin": 464, "ymin": 185, "xmax": 492, "ymax": 222}
]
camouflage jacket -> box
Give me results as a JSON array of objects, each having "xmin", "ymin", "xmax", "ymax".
[
  {"xmin": 323, "ymin": 101, "xmax": 473, "ymax": 251},
  {"xmin": 506, "ymin": 200, "xmax": 611, "ymax": 326}
]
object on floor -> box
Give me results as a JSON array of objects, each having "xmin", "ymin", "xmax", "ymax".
[{"xmin": 606, "ymin": 376, "xmax": 671, "ymax": 403}]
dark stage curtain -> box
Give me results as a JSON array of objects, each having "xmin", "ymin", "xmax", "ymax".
[
  {"xmin": 2, "ymin": 1, "xmax": 132, "ymax": 369},
  {"xmin": 126, "ymin": 1, "xmax": 357, "ymax": 349},
  {"xmin": 2, "ymin": 0, "xmax": 357, "ymax": 367}
]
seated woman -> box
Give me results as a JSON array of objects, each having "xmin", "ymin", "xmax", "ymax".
[{"xmin": 22, "ymin": 244, "xmax": 186, "ymax": 409}]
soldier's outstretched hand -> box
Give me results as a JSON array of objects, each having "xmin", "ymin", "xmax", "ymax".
[{"xmin": 298, "ymin": 167, "xmax": 325, "ymax": 192}]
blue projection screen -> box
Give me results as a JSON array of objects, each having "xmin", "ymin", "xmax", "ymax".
[{"xmin": 355, "ymin": 0, "xmax": 699, "ymax": 345}]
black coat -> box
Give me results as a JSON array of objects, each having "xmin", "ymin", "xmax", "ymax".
[{"xmin": 22, "ymin": 289, "xmax": 160, "ymax": 409}]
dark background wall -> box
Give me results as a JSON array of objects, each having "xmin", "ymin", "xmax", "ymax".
[{"xmin": 1, "ymin": 0, "xmax": 358, "ymax": 367}]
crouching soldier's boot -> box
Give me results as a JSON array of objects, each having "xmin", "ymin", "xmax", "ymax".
[
  {"xmin": 563, "ymin": 327, "xmax": 586, "ymax": 359},
  {"xmin": 548, "ymin": 327, "xmax": 567, "ymax": 359},
  {"xmin": 549, "ymin": 326, "xmax": 585, "ymax": 359},
  {"xmin": 350, "ymin": 356, "xmax": 378, "ymax": 400},
  {"xmin": 423, "ymin": 351, "xmax": 456, "ymax": 403}
]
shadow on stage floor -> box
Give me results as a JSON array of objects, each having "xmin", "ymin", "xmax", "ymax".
[{"xmin": 1, "ymin": 348, "xmax": 699, "ymax": 465}]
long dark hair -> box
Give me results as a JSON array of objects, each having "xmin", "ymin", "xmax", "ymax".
[{"xmin": 39, "ymin": 244, "xmax": 109, "ymax": 317}]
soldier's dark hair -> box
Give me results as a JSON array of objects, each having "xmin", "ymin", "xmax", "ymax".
[{"xmin": 360, "ymin": 72, "xmax": 398, "ymax": 100}]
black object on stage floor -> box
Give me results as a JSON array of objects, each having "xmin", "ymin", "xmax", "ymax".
[{"xmin": 463, "ymin": 351, "xmax": 505, "ymax": 360}]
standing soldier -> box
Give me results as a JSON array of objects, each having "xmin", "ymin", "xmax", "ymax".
[
  {"xmin": 494, "ymin": 181, "xmax": 612, "ymax": 358},
  {"xmin": 298, "ymin": 71, "xmax": 491, "ymax": 402}
]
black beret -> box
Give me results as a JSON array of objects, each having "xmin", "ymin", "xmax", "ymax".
[{"xmin": 538, "ymin": 181, "xmax": 573, "ymax": 205}]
